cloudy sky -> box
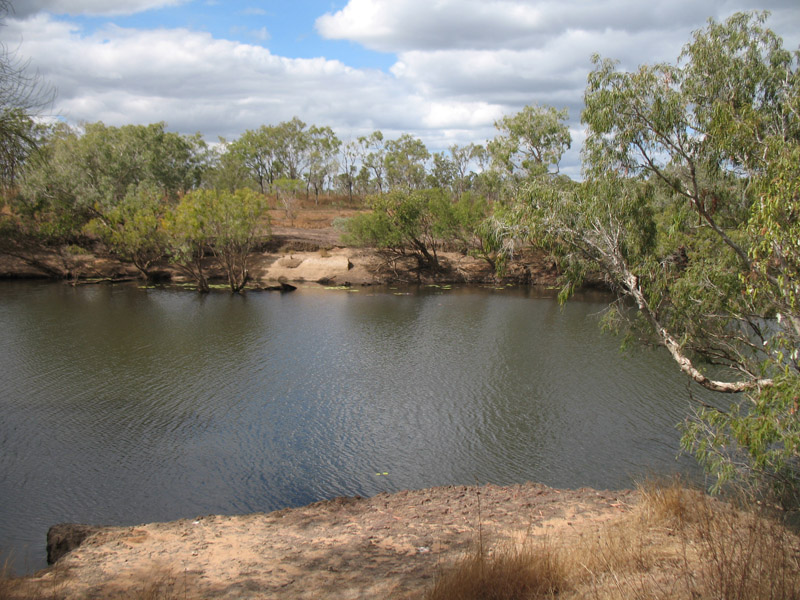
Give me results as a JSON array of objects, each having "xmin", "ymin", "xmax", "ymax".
[{"xmin": 2, "ymin": 0, "xmax": 799, "ymax": 177}]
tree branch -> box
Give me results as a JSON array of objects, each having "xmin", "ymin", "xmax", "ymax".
[{"xmin": 622, "ymin": 269, "xmax": 773, "ymax": 393}]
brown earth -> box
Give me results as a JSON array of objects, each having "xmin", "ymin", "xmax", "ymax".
[
  {"xmin": 0, "ymin": 203, "xmax": 560, "ymax": 287},
  {"xmin": 19, "ymin": 483, "xmax": 634, "ymax": 599}
]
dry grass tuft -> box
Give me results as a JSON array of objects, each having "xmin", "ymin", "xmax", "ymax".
[
  {"xmin": 425, "ymin": 541, "xmax": 568, "ymax": 600},
  {"xmin": 0, "ymin": 554, "xmax": 65, "ymax": 600},
  {"xmin": 636, "ymin": 476, "xmax": 705, "ymax": 526},
  {"xmin": 688, "ymin": 501, "xmax": 800, "ymax": 600},
  {"xmin": 426, "ymin": 478, "xmax": 800, "ymax": 600},
  {"xmin": 130, "ymin": 567, "xmax": 185, "ymax": 600}
]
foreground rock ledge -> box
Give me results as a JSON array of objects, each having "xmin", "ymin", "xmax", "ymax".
[{"xmin": 31, "ymin": 483, "xmax": 633, "ymax": 600}]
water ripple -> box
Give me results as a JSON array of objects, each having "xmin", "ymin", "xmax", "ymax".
[{"xmin": 0, "ymin": 283, "xmax": 711, "ymax": 573}]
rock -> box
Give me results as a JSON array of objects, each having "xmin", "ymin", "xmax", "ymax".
[
  {"xmin": 276, "ymin": 256, "xmax": 304, "ymax": 268},
  {"xmin": 267, "ymin": 254, "xmax": 352, "ymax": 283},
  {"xmin": 250, "ymin": 282, "xmax": 297, "ymax": 292},
  {"xmin": 47, "ymin": 523, "xmax": 101, "ymax": 564}
]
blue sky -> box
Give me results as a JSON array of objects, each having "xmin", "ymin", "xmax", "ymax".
[
  {"xmin": 4, "ymin": 0, "xmax": 800, "ymax": 178},
  {"xmin": 35, "ymin": 1, "xmax": 397, "ymax": 69}
]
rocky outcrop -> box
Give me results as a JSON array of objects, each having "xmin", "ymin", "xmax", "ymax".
[
  {"xmin": 46, "ymin": 523, "xmax": 101, "ymax": 564},
  {"xmin": 265, "ymin": 253, "xmax": 353, "ymax": 283}
]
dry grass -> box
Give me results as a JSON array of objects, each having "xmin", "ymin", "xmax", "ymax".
[
  {"xmin": 687, "ymin": 500, "xmax": 800, "ymax": 599},
  {"xmin": 267, "ymin": 192, "xmax": 367, "ymax": 229},
  {"xmin": 0, "ymin": 557, "xmax": 185, "ymax": 600},
  {"xmin": 5, "ymin": 479, "xmax": 799, "ymax": 599},
  {"xmin": 129, "ymin": 567, "xmax": 185, "ymax": 600},
  {"xmin": 425, "ymin": 540, "xmax": 568, "ymax": 600},
  {"xmin": 426, "ymin": 478, "xmax": 800, "ymax": 600},
  {"xmin": 0, "ymin": 554, "xmax": 65, "ymax": 600}
]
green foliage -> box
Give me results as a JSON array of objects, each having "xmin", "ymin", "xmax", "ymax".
[
  {"xmin": 225, "ymin": 125, "xmax": 283, "ymax": 193},
  {"xmin": 498, "ymin": 12, "xmax": 800, "ymax": 505},
  {"xmin": 343, "ymin": 188, "xmax": 453, "ymax": 272},
  {"xmin": 683, "ymin": 376, "xmax": 800, "ymax": 506},
  {"xmin": 384, "ymin": 134, "xmax": 430, "ymax": 191},
  {"xmin": 449, "ymin": 193, "xmax": 503, "ymax": 271},
  {"xmin": 358, "ymin": 130, "xmax": 386, "ymax": 193},
  {"xmin": 305, "ymin": 125, "xmax": 341, "ymax": 202},
  {"xmin": 0, "ymin": 109, "xmax": 41, "ymax": 190},
  {"xmin": 162, "ymin": 189, "xmax": 213, "ymax": 293},
  {"xmin": 273, "ymin": 117, "xmax": 311, "ymax": 181},
  {"xmin": 17, "ymin": 122, "xmax": 204, "ymax": 244},
  {"xmin": 204, "ymin": 188, "xmax": 269, "ymax": 292},
  {"xmin": 84, "ymin": 182, "xmax": 167, "ymax": 279},
  {"xmin": 427, "ymin": 144, "xmax": 485, "ymax": 199},
  {"xmin": 488, "ymin": 104, "xmax": 571, "ymax": 179},
  {"xmin": 164, "ymin": 188, "xmax": 269, "ymax": 292}
]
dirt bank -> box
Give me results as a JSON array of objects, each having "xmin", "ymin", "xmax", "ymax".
[
  {"xmin": 19, "ymin": 483, "xmax": 633, "ymax": 599},
  {"xmin": 0, "ymin": 224, "xmax": 560, "ymax": 287}
]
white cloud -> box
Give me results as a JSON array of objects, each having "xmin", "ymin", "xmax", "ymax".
[
  {"xmin": 1, "ymin": 13, "xmax": 499, "ymax": 147},
  {"xmin": 4, "ymin": 0, "xmax": 800, "ymax": 181},
  {"xmin": 239, "ymin": 7, "xmax": 267, "ymax": 17},
  {"xmin": 315, "ymin": 0, "xmax": 800, "ymax": 178},
  {"xmin": 230, "ymin": 25, "xmax": 270, "ymax": 42},
  {"xmin": 11, "ymin": 0, "xmax": 189, "ymax": 17},
  {"xmin": 317, "ymin": 0, "xmax": 800, "ymax": 53}
]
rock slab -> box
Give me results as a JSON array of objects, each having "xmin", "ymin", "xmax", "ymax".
[{"xmin": 46, "ymin": 523, "xmax": 101, "ymax": 564}]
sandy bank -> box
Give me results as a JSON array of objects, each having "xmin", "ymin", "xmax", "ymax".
[
  {"xmin": 0, "ymin": 226, "xmax": 560, "ymax": 287},
  {"xmin": 23, "ymin": 483, "xmax": 632, "ymax": 599}
]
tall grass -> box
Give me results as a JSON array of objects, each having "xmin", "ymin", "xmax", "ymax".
[
  {"xmin": 0, "ymin": 553, "xmax": 64, "ymax": 600},
  {"xmin": 425, "ymin": 478, "xmax": 800, "ymax": 600},
  {"xmin": 425, "ymin": 540, "xmax": 567, "ymax": 600}
]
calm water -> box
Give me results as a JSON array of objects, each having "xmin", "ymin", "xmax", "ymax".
[{"xmin": 0, "ymin": 282, "xmax": 703, "ymax": 571}]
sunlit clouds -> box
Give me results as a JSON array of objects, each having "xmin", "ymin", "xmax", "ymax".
[{"xmin": 3, "ymin": 0, "xmax": 799, "ymax": 177}]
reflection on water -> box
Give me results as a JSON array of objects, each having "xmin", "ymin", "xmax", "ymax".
[{"xmin": 0, "ymin": 282, "xmax": 703, "ymax": 571}]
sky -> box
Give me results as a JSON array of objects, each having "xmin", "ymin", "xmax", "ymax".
[{"xmin": 2, "ymin": 0, "xmax": 799, "ymax": 178}]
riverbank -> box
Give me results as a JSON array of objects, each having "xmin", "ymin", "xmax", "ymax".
[
  {"xmin": 11, "ymin": 483, "xmax": 634, "ymax": 599},
  {"xmin": 0, "ymin": 218, "xmax": 561, "ymax": 288},
  {"xmin": 8, "ymin": 481, "xmax": 798, "ymax": 599}
]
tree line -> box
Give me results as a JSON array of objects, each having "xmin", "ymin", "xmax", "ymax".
[
  {"xmin": 1, "ymin": 7, "xmax": 798, "ymax": 507},
  {"xmin": 0, "ymin": 93, "xmax": 570, "ymax": 289}
]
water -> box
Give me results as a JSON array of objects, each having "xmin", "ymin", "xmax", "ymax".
[{"xmin": 0, "ymin": 282, "xmax": 703, "ymax": 571}]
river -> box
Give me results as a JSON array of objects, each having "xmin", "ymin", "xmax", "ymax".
[{"xmin": 0, "ymin": 281, "xmax": 704, "ymax": 571}]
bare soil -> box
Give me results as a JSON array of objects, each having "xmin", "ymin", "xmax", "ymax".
[
  {"xmin": 21, "ymin": 484, "xmax": 634, "ymax": 599},
  {"xmin": 0, "ymin": 204, "xmax": 561, "ymax": 287}
]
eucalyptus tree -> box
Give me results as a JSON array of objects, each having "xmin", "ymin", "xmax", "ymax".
[
  {"xmin": 203, "ymin": 188, "xmax": 269, "ymax": 292},
  {"xmin": 164, "ymin": 188, "xmax": 269, "ymax": 293},
  {"xmin": 204, "ymin": 138, "xmax": 254, "ymax": 192},
  {"xmin": 428, "ymin": 143, "xmax": 486, "ymax": 198},
  {"xmin": 338, "ymin": 139, "xmax": 360, "ymax": 202},
  {"xmin": 427, "ymin": 151, "xmax": 456, "ymax": 192},
  {"xmin": 226, "ymin": 125, "xmax": 283, "ymax": 193},
  {"xmin": 342, "ymin": 188, "xmax": 454, "ymax": 273},
  {"xmin": 0, "ymin": 0, "xmax": 54, "ymax": 191},
  {"xmin": 358, "ymin": 130, "xmax": 386, "ymax": 193},
  {"xmin": 19, "ymin": 121, "xmax": 203, "ymax": 240},
  {"xmin": 488, "ymin": 104, "xmax": 571, "ymax": 180},
  {"xmin": 450, "ymin": 143, "xmax": 484, "ymax": 198},
  {"xmin": 0, "ymin": 109, "xmax": 41, "ymax": 190},
  {"xmin": 162, "ymin": 189, "xmax": 213, "ymax": 293},
  {"xmin": 274, "ymin": 117, "xmax": 310, "ymax": 182},
  {"xmin": 84, "ymin": 181, "xmax": 167, "ymax": 280},
  {"xmin": 506, "ymin": 12, "xmax": 800, "ymax": 504},
  {"xmin": 384, "ymin": 134, "xmax": 430, "ymax": 190},
  {"xmin": 305, "ymin": 125, "xmax": 340, "ymax": 203}
]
